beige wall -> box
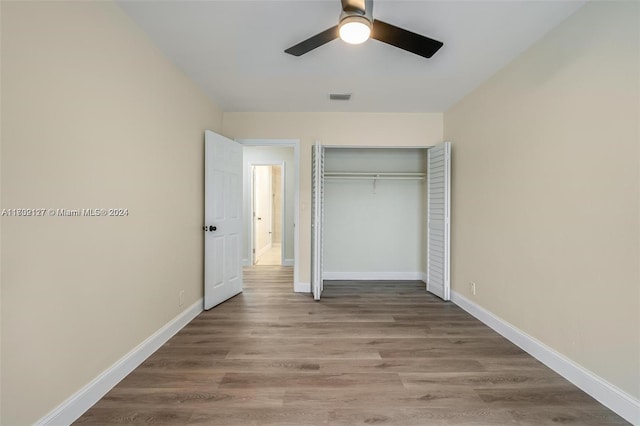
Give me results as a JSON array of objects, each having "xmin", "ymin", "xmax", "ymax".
[
  {"xmin": 445, "ymin": 0, "xmax": 639, "ymax": 400},
  {"xmin": 223, "ymin": 112, "xmax": 443, "ymax": 283},
  {"xmin": 0, "ymin": 1, "xmax": 223, "ymax": 424}
]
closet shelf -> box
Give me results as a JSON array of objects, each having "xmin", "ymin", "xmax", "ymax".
[{"xmin": 324, "ymin": 172, "xmax": 425, "ymax": 180}]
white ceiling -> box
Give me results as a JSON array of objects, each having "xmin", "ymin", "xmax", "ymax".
[{"xmin": 117, "ymin": 0, "xmax": 585, "ymax": 113}]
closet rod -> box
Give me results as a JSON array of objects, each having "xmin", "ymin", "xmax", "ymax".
[
  {"xmin": 324, "ymin": 176, "xmax": 425, "ymax": 181},
  {"xmin": 324, "ymin": 172, "xmax": 425, "ymax": 177},
  {"xmin": 324, "ymin": 172, "xmax": 426, "ymax": 179}
]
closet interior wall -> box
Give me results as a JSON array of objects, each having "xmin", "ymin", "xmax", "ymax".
[{"xmin": 322, "ymin": 147, "xmax": 428, "ymax": 281}]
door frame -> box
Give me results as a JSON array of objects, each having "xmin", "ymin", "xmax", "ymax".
[
  {"xmin": 312, "ymin": 143, "xmax": 450, "ymax": 300},
  {"xmin": 249, "ymin": 161, "xmax": 285, "ymax": 266},
  {"xmin": 237, "ymin": 139, "xmax": 301, "ymax": 293}
]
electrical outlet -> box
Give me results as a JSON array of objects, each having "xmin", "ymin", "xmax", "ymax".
[
  {"xmin": 179, "ymin": 290, "xmax": 185, "ymax": 307},
  {"xmin": 469, "ymin": 282, "xmax": 476, "ymax": 296}
]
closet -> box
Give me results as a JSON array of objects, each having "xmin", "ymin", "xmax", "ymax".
[{"xmin": 311, "ymin": 143, "xmax": 450, "ymax": 301}]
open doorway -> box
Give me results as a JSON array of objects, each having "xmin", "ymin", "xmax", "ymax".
[
  {"xmin": 252, "ymin": 164, "xmax": 283, "ymax": 266},
  {"xmin": 240, "ymin": 141, "xmax": 301, "ymax": 293}
]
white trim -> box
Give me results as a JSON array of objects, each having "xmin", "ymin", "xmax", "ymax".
[
  {"xmin": 246, "ymin": 258, "xmax": 292, "ymax": 267},
  {"xmin": 294, "ymin": 281, "xmax": 311, "ymax": 293},
  {"xmin": 35, "ymin": 299, "xmax": 204, "ymax": 426},
  {"xmin": 451, "ymin": 291, "xmax": 640, "ymax": 425},
  {"xmin": 237, "ymin": 139, "xmax": 300, "ymax": 290},
  {"xmin": 323, "ymin": 272, "xmax": 426, "ymax": 281}
]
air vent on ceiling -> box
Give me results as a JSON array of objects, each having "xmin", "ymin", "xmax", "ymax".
[{"xmin": 329, "ymin": 93, "xmax": 352, "ymax": 101}]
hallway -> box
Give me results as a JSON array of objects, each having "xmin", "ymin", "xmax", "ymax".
[{"xmin": 254, "ymin": 243, "xmax": 281, "ymax": 266}]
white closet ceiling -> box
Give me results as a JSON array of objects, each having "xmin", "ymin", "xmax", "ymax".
[{"xmin": 117, "ymin": 0, "xmax": 585, "ymax": 113}]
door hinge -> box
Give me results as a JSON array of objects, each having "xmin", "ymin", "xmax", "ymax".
[{"xmin": 252, "ymin": 249, "xmax": 255, "ymax": 254}]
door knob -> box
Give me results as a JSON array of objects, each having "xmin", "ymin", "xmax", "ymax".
[{"xmin": 209, "ymin": 225, "xmax": 217, "ymax": 232}]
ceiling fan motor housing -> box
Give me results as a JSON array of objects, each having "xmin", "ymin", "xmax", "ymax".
[
  {"xmin": 338, "ymin": 0, "xmax": 373, "ymax": 44},
  {"xmin": 340, "ymin": 0, "xmax": 374, "ymax": 22}
]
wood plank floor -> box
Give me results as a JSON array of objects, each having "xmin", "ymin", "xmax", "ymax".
[{"xmin": 76, "ymin": 266, "xmax": 628, "ymax": 425}]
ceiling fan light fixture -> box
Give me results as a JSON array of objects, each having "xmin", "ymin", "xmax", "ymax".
[{"xmin": 339, "ymin": 15, "xmax": 371, "ymax": 44}]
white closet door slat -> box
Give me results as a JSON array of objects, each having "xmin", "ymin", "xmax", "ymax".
[
  {"xmin": 311, "ymin": 147, "xmax": 316, "ymax": 297},
  {"xmin": 319, "ymin": 145, "xmax": 325, "ymax": 295},
  {"xmin": 311, "ymin": 143, "xmax": 324, "ymax": 300},
  {"xmin": 426, "ymin": 142, "xmax": 451, "ymax": 301}
]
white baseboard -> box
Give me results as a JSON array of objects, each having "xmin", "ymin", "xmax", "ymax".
[
  {"xmin": 244, "ymin": 258, "xmax": 292, "ymax": 267},
  {"xmin": 35, "ymin": 299, "xmax": 204, "ymax": 426},
  {"xmin": 323, "ymin": 271, "xmax": 426, "ymax": 281},
  {"xmin": 451, "ymin": 291, "xmax": 640, "ymax": 425},
  {"xmin": 294, "ymin": 281, "xmax": 310, "ymax": 293}
]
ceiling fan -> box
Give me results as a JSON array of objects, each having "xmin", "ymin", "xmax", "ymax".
[{"xmin": 284, "ymin": 0, "xmax": 443, "ymax": 59}]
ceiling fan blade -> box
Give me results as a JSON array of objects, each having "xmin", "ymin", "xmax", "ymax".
[
  {"xmin": 284, "ymin": 25, "xmax": 339, "ymax": 56},
  {"xmin": 371, "ymin": 20, "xmax": 443, "ymax": 59},
  {"xmin": 341, "ymin": 0, "xmax": 366, "ymax": 14}
]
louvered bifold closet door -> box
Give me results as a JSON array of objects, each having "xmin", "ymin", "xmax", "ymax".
[
  {"xmin": 427, "ymin": 142, "xmax": 451, "ymax": 300},
  {"xmin": 311, "ymin": 143, "xmax": 324, "ymax": 300}
]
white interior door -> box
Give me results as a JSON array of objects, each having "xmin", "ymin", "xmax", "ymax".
[
  {"xmin": 204, "ymin": 130, "xmax": 243, "ymax": 310},
  {"xmin": 311, "ymin": 143, "xmax": 324, "ymax": 300},
  {"xmin": 427, "ymin": 142, "xmax": 451, "ymax": 300},
  {"xmin": 252, "ymin": 166, "xmax": 272, "ymax": 263}
]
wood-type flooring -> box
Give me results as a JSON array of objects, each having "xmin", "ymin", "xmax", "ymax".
[{"xmin": 76, "ymin": 266, "xmax": 628, "ymax": 425}]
